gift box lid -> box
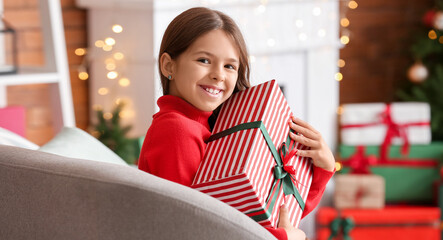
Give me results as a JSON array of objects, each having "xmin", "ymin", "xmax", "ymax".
[{"xmin": 317, "ymin": 206, "xmax": 440, "ymax": 225}]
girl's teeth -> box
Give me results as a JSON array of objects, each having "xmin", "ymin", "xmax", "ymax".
[{"xmin": 205, "ymin": 88, "xmax": 220, "ymax": 94}]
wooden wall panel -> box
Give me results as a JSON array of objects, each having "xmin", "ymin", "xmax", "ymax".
[
  {"xmin": 339, "ymin": 0, "xmax": 434, "ymax": 104},
  {"xmin": 4, "ymin": 0, "xmax": 88, "ymax": 145}
]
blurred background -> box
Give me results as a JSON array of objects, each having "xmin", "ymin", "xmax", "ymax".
[{"xmin": 1, "ymin": 0, "xmax": 443, "ymax": 239}]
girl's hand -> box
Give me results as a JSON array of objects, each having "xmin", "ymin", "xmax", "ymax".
[
  {"xmin": 288, "ymin": 116, "xmax": 335, "ymax": 172},
  {"xmin": 277, "ymin": 205, "xmax": 306, "ymax": 240}
]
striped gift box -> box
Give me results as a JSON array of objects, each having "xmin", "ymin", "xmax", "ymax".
[{"xmin": 191, "ymin": 80, "xmax": 313, "ymax": 228}]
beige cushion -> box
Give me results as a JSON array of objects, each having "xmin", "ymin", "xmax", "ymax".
[
  {"xmin": 39, "ymin": 127, "xmax": 127, "ymax": 166},
  {"xmin": 0, "ymin": 127, "xmax": 39, "ymax": 150}
]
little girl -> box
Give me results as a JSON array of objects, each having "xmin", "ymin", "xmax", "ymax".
[{"xmin": 138, "ymin": 7, "xmax": 335, "ymax": 240}]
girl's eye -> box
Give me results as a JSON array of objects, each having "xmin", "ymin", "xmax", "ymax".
[
  {"xmin": 225, "ymin": 64, "xmax": 237, "ymax": 70},
  {"xmin": 198, "ymin": 58, "xmax": 209, "ymax": 64}
]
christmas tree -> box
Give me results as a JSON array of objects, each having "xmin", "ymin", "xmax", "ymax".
[
  {"xmin": 397, "ymin": 0, "xmax": 443, "ymax": 141},
  {"xmin": 94, "ymin": 103, "xmax": 139, "ymax": 164}
]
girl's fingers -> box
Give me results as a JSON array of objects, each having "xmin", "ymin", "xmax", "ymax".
[
  {"xmin": 289, "ymin": 121, "xmax": 318, "ymax": 140},
  {"xmin": 295, "ymin": 149, "xmax": 315, "ymax": 159},
  {"xmin": 289, "ymin": 132, "xmax": 319, "ymax": 148}
]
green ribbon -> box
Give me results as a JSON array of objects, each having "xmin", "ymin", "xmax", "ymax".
[
  {"xmin": 328, "ymin": 217, "xmax": 355, "ymax": 240},
  {"xmin": 207, "ymin": 121, "xmax": 305, "ymax": 222}
]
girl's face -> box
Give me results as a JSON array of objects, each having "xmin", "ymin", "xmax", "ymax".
[{"xmin": 168, "ymin": 29, "xmax": 239, "ymax": 112}]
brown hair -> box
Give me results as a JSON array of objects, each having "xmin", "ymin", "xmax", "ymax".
[{"xmin": 158, "ymin": 7, "xmax": 250, "ymax": 95}]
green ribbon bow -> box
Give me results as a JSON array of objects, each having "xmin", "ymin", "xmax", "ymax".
[
  {"xmin": 207, "ymin": 121, "xmax": 305, "ymax": 222},
  {"xmin": 328, "ymin": 217, "xmax": 355, "ymax": 240}
]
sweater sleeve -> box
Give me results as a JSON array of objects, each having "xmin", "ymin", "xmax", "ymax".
[
  {"xmin": 301, "ymin": 165, "xmax": 335, "ymax": 219},
  {"xmin": 139, "ymin": 115, "xmax": 205, "ymax": 187}
]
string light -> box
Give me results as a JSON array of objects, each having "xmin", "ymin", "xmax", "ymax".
[
  {"xmin": 335, "ymin": 72, "xmax": 343, "ymax": 81},
  {"xmin": 428, "ymin": 30, "xmax": 437, "ymax": 40},
  {"xmin": 112, "ymin": 24, "xmax": 123, "ymax": 33},
  {"xmin": 103, "ymin": 112, "xmax": 113, "ymax": 119},
  {"xmin": 335, "ymin": 162, "xmax": 343, "ymax": 172},
  {"xmin": 78, "ymin": 71, "xmax": 89, "ymax": 80},
  {"xmin": 106, "ymin": 62, "xmax": 116, "ymax": 70},
  {"xmin": 107, "ymin": 71, "xmax": 118, "ymax": 79},
  {"xmin": 336, "ymin": 105, "xmax": 344, "ymax": 115},
  {"xmin": 340, "ymin": 35, "xmax": 350, "ymax": 44},
  {"xmin": 75, "ymin": 48, "xmax": 86, "ymax": 56},
  {"xmin": 338, "ymin": 59, "xmax": 346, "ymax": 68},
  {"xmin": 98, "ymin": 88, "xmax": 109, "ymax": 95},
  {"xmin": 119, "ymin": 77, "xmax": 130, "ymax": 87},
  {"xmin": 113, "ymin": 52, "xmax": 124, "ymax": 60},
  {"xmin": 105, "ymin": 37, "xmax": 116, "ymax": 46},
  {"xmin": 103, "ymin": 45, "xmax": 113, "ymax": 51},
  {"xmin": 340, "ymin": 18, "xmax": 350, "ymax": 27},
  {"xmin": 348, "ymin": 0, "xmax": 358, "ymax": 9},
  {"xmin": 95, "ymin": 40, "xmax": 104, "ymax": 48}
]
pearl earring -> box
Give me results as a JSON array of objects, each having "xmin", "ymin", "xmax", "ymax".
[{"xmin": 168, "ymin": 75, "xmax": 172, "ymax": 80}]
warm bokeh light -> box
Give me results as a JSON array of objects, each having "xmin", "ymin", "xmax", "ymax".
[
  {"xmin": 103, "ymin": 112, "xmax": 113, "ymax": 120},
  {"xmin": 348, "ymin": 0, "xmax": 358, "ymax": 9},
  {"xmin": 112, "ymin": 24, "xmax": 123, "ymax": 33},
  {"xmin": 119, "ymin": 77, "xmax": 130, "ymax": 87},
  {"xmin": 336, "ymin": 105, "xmax": 344, "ymax": 115},
  {"xmin": 106, "ymin": 63, "xmax": 116, "ymax": 70},
  {"xmin": 340, "ymin": 18, "xmax": 350, "ymax": 27},
  {"xmin": 428, "ymin": 30, "xmax": 437, "ymax": 40},
  {"xmin": 95, "ymin": 40, "xmax": 104, "ymax": 48},
  {"xmin": 103, "ymin": 45, "xmax": 113, "ymax": 51},
  {"xmin": 119, "ymin": 110, "xmax": 135, "ymax": 119},
  {"xmin": 335, "ymin": 162, "xmax": 343, "ymax": 172},
  {"xmin": 338, "ymin": 59, "xmax": 346, "ymax": 68},
  {"xmin": 440, "ymin": 36, "xmax": 443, "ymax": 44},
  {"xmin": 78, "ymin": 71, "xmax": 89, "ymax": 80},
  {"xmin": 340, "ymin": 35, "xmax": 350, "ymax": 45},
  {"xmin": 113, "ymin": 52, "xmax": 124, "ymax": 60},
  {"xmin": 105, "ymin": 37, "xmax": 116, "ymax": 46},
  {"xmin": 107, "ymin": 71, "xmax": 118, "ymax": 79},
  {"xmin": 335, "ymin": 72, "xmax": 343, "ymax": 81},
  {"xmin": 98, "ymin": 87, "xmax": 109, "ymax": 95},
  {"xmin": 75, "ymin": 48, "xmax": 86, "ymax": 56}
]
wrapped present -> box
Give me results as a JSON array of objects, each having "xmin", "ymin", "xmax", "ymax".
[
  {"xmin": 340, "ymin": 102, "xmax": 431, "ymax": 162},
  {"xmin": 339, "ymin": 143, "xmax": 443, "ymax": 203},
  {"xmin": 0, "ymin": 106, "xmax": 26, "ymax": 137},
  {"xmin": 334, "ymin": 174, "xmax": 385, "ymax": 209},
  {"xmin": 191, "ymin": 80, "xmax": 313, "ymax": 228},
  {"xmin": 316, "ymin": 206, "xmax": 440, "ymax": 240}
]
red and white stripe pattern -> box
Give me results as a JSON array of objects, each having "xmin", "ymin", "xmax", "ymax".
[{"xmin": 191, "ymin": 80, "xmax": 313, "ymax": 228}]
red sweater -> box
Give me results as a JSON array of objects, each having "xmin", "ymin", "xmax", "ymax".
[{"xmin": 139, "ymin": 95, "xmax": 334, "ymax": 240}]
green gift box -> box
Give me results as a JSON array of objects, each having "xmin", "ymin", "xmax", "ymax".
[{"xmin": 339, "ymin": 143, "xmax": 443, "ymax": 203}]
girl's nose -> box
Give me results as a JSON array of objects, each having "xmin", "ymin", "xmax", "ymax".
[{"xmin": 210, "ymin": 65, "xmax": 225, "ymax": 82}]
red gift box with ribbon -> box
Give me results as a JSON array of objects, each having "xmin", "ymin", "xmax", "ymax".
[
  {"xmin": 191, "ymin": 80, "xmax": 313, "ymax": 228},
  {"xmin": 316, "ymin": 206, "xmax": 440, "ymax": 240},
  {"xmin": 340, "ymin": 102, "xmax": 431, "ymax": 162}
]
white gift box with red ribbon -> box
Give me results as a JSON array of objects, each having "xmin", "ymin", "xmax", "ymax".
[
  {"xmin": 191, "ymin": 80, "xmax": 313, "ymax": 228},
  {"xmin": 340, "ymin": 102, "xmax": 431, "ymax": 146}
]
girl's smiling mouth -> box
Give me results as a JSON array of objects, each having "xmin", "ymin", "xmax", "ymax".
[{"xmin": 200, "ymin": 85, "xmax": 223, "ymax": 95}]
